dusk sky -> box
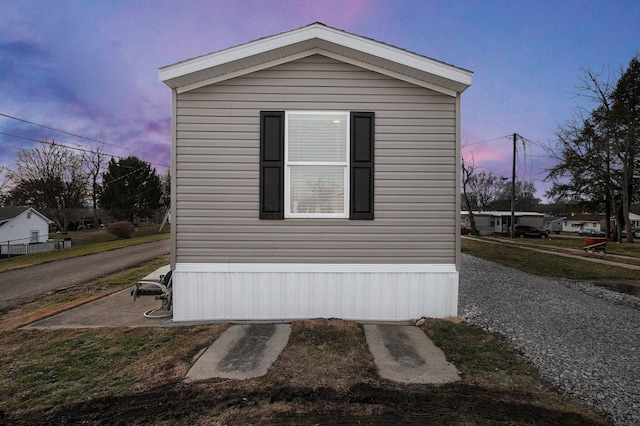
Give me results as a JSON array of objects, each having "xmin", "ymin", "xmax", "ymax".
[{"xmin": 1, "ymin": 0, "xmax": 638, "ymax": 202}]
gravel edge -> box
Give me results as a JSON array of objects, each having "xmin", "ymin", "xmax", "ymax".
[{"xmin": 459, "ymin": 253, "xmax": 640, "ymax": 426}]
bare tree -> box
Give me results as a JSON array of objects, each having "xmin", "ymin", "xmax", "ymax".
[
  {"xmin": 86, "ymin": 144, "xmax": 107, "ymax": 225},
  {"xmin": 5, "ymin": 142, "xmax": 90, "ymax": 231},
  {"xmin": 461, "ymin": 156, "xmax": 478, "ymax": 234},
  {"xmin": 545, "ymin": 57, "xmax": 639, "ymax": 242},
  {"xmin": 0, "ymin": 166, "xmax": 10, "ymax": 204},
  {"xmin": 491, "ymin": 179, "xmax": 540, "ymax": 212},
  {"xmin": 461, "ymin": 155, "xmax": 498, "ymax": 234}
]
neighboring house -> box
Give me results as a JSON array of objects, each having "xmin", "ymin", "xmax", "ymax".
[
  {"xmin": 460, "ymin": 211, "xmax": 544, "ymax": 235},
  {"xmin": 562, "ymin": 214, "xmax": 606, "ymax": 233},
  {"xmin": 611, "ymin": 212, "xmax": 640, "ymax": 235},
  {"xmin": 543, "ymin": 216, "xmax": 565, "ymax": 234},
  {"xmin": 613, "ymin": 212, "xmax": 640, "ymax": 230},
  {"xmin": 160, "ymin": 23, "xmax": 472, "ymax": 322},
  {"xmin": 0, "ymin": 207, "xmax": 53, "ymax": 254}
]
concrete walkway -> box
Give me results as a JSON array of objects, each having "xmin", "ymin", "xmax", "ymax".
[
  {"xmin": 183, "ymin": 322, "xmax": 458, "ymax": 384},
  {"xmin": 26, "ymin": 287, "xmax": 169, "ymax": 328},
  {"xmin": 27, "ymin": 265, "xmax": 172, "ymax": 328},
  {"xmin": 26, "ymin": 291, "xmax": 458, "ymax": 384},
  {"xmin": 364, "ymin": 324, "xmax": 459, "ymax": 384},
  {"xmin": 26, "ymin": 264, "xmax": 460, "ymax": 385},
  {"xmin": 185, "ymin": 324, "xmax": 291, "ymax": 381}
]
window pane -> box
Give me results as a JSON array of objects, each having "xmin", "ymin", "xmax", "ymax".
[
  {"xmin": 289, "ymin": 165, "xmax": 345, "ymax": 214},
  {"xmin": 288, "ymin": 113, "xmax": 346, "ymax": 162}
]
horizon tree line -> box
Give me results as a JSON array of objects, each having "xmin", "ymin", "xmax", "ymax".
[{"xmin": 0, "ymin": 141, "xmax": 169, "ymax": 232}]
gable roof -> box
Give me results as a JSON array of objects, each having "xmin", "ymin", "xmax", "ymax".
[
  {"xmin": 160, "ymin": 22, "xmax": 473, "ymax": 97},
  {"xmin": 0, "ymin": 207, "xmax": 30, "ymax": 222},
  {"xmin": 0, "ymin": 207, "xmax": 53, "ymax": 225},
  {"xmin": 564, "ymin": 214, "xmax": 605, "ymax": 222}
]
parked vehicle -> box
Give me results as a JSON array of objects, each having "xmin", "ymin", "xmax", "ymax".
[
  {"xmin": 460, "ymin": 226, "xmax": 472, "ymax": 235},
  {"xmin": 579, "ymin": 229, "xmax": 606, "ymax": 237},
  {"xmin": 514, "ymin": 225, "xmax": 549, "ymax": 239},
  {"xmin": 621, "ymin": 227, "xmax": 640, "ymax": 238}
]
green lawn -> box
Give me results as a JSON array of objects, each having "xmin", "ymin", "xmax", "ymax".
[{"xmin": 462, "ymin": 236, "xmax": 640, "ymax": 281}]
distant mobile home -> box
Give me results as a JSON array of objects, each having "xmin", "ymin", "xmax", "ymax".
[
  {"xmin": 160, "ymin": 23, "xmax": 472, "ymax": 321},
  {"xmin": 461, "ymin": 211, "xmax": 544, "ymax": 235}
]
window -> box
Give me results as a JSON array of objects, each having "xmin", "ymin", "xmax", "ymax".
[
  {"xmin": 285, "ymin": 112, "xmax": 349, "ymax": 218},
  {"xmin": 30, "ymin": 230, "xmax": 38, "ymax": 243},
  {"xmin": 260, "ymin": 111, "xmax": 374, "ymax": 220}
]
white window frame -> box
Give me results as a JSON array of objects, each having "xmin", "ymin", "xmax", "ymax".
[
  {"xmin": 284, "ymin": 111, "xmax": 350, "ymax": 219},
  {"xmin": 30, "ymin": 230, "xmax": 39, "ymax": 243}
]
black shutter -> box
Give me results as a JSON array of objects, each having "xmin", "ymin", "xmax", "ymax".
[
  {"xmin": 350, "ymin": 112, "xmax": 374, "ymax": 220},
  {"xmin": 260, "ymin": 111, "xmax": 285, "ymax": 219}
]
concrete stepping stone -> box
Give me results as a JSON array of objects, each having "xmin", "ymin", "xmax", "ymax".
[
  {"xmin": 185, "ymin": 323, "xmax": 291, "ymax": 382},
  {"xmin": 363, "ymin": 324, "xmax": 459, "ymax": 384}
]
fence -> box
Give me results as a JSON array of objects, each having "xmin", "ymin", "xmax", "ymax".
[{"xmin": 1, "ymin": 238, "xmax": 71, "ymax": 257}]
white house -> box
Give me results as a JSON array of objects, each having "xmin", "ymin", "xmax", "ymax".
[
  {"xmin": 0, "ymin": 207, "xmax": 53, "ymax": 254},
  {"xmin": 615, "ymin": 212, "xmax": 640, "ymax": 229},
  {"xmin": 562, "ymin": 214, "xmax": 606, "ymax": 233},
  {"xmin": 160, "ymin": 23, "xmax": 472, "ymax": 322}
]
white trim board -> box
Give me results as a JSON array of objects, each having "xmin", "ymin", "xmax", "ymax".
[
  {"xmin": 161, "ymin": 23, "xmax": 472, "ymax": 96},
  {"xmin": 175, "ymin": 263, "xmax": 457, "ymax": 273},
  {"xmin": 172, "ymin": 263, "xmax": 459, "ymax": 322}
]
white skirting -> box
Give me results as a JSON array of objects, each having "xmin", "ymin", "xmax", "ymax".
[{"xmin": 172, "ymin": 263, "xmax": 459, "ymax": 322}]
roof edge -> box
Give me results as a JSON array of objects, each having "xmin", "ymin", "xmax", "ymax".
[{"xmin": 160, "ymin": 23, "xmax": 472, "ymax": 91}]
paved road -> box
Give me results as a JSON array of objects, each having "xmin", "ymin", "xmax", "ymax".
[{"xmin": 0, "ymin": 239, "xmax": 170, "ymax": 311}]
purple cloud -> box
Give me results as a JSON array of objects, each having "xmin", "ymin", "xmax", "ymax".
[{"xmin": 1, "ymin": 0, "xmax": 638, "ymax": 204}]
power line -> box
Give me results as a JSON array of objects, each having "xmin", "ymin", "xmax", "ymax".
[
  {"xmin": 0, "ymin": 131, "xmax": 169, "ymax": 169},
  {"xmin": 102, "ymin": 167, "xmax": 146, "ymax": 186},
  {"xmin": 0, "ymin": 112, "xmax": 158, "ymax": 158},
  {"xmin": 0, "ymin": 112, "xmax": 105, "ymax": 144},
  {"xmin": 462, "ymin": 134, "xmax": 512, "ymax": 147}
]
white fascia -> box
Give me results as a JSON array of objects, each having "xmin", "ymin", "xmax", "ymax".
[
  {"xmin": 174, "ymin": 50, "xmax": 317, "ymax": 94},
  {"xmin": 312, "ymin": 25, "xmax": 472, "ymax": 88},
  {"xmin": 25, "ymin": 207, "xmax": 53, "ymax": 224},
  {"xmin": 160, "ymin": 24, "xmax": 472, "ymax": 91}
]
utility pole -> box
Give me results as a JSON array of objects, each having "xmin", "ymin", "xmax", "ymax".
[{"xmin": 511, "ymin": 133, "xmax": 517, "ymax": 238}]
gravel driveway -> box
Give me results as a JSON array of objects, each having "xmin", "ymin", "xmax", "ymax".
[{"xmin": 459, "ymin": 253, "xmax": 640, "ymax": 425}]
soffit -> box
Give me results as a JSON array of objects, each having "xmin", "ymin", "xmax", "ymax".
[{"xmin": 160, "ymin": 23, "xmax": 472, "ymax": 96}]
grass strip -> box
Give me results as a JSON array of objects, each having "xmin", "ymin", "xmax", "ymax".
[{"xmin": 462, "ymin": 237, "xmax": 639, "ymax": 280}]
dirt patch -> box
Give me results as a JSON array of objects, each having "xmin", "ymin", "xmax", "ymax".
[
  {"xmin": 589, "ymin": 279, "xmax": 640, "ymax": 296},
  {"xmin": 2, "ymin": 319, "xmax": 610, "ymax": 425},
  {"xmin": 5, "ymin": 381, "xmax": 609, "ymax": 425}
]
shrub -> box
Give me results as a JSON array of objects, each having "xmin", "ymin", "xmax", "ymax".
[{"xmin": 107, "ymin": 221, "xmax": 135, "ymax": 239}]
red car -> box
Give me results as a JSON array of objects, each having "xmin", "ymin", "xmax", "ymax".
[{"xmin": 461, "ymin": 226, "xmax": 472, "ymax": 235}]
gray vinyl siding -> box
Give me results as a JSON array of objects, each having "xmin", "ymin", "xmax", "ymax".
[{"xmin": 174, "ymin": 55, "xmax": 457, "ymax": 264}]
